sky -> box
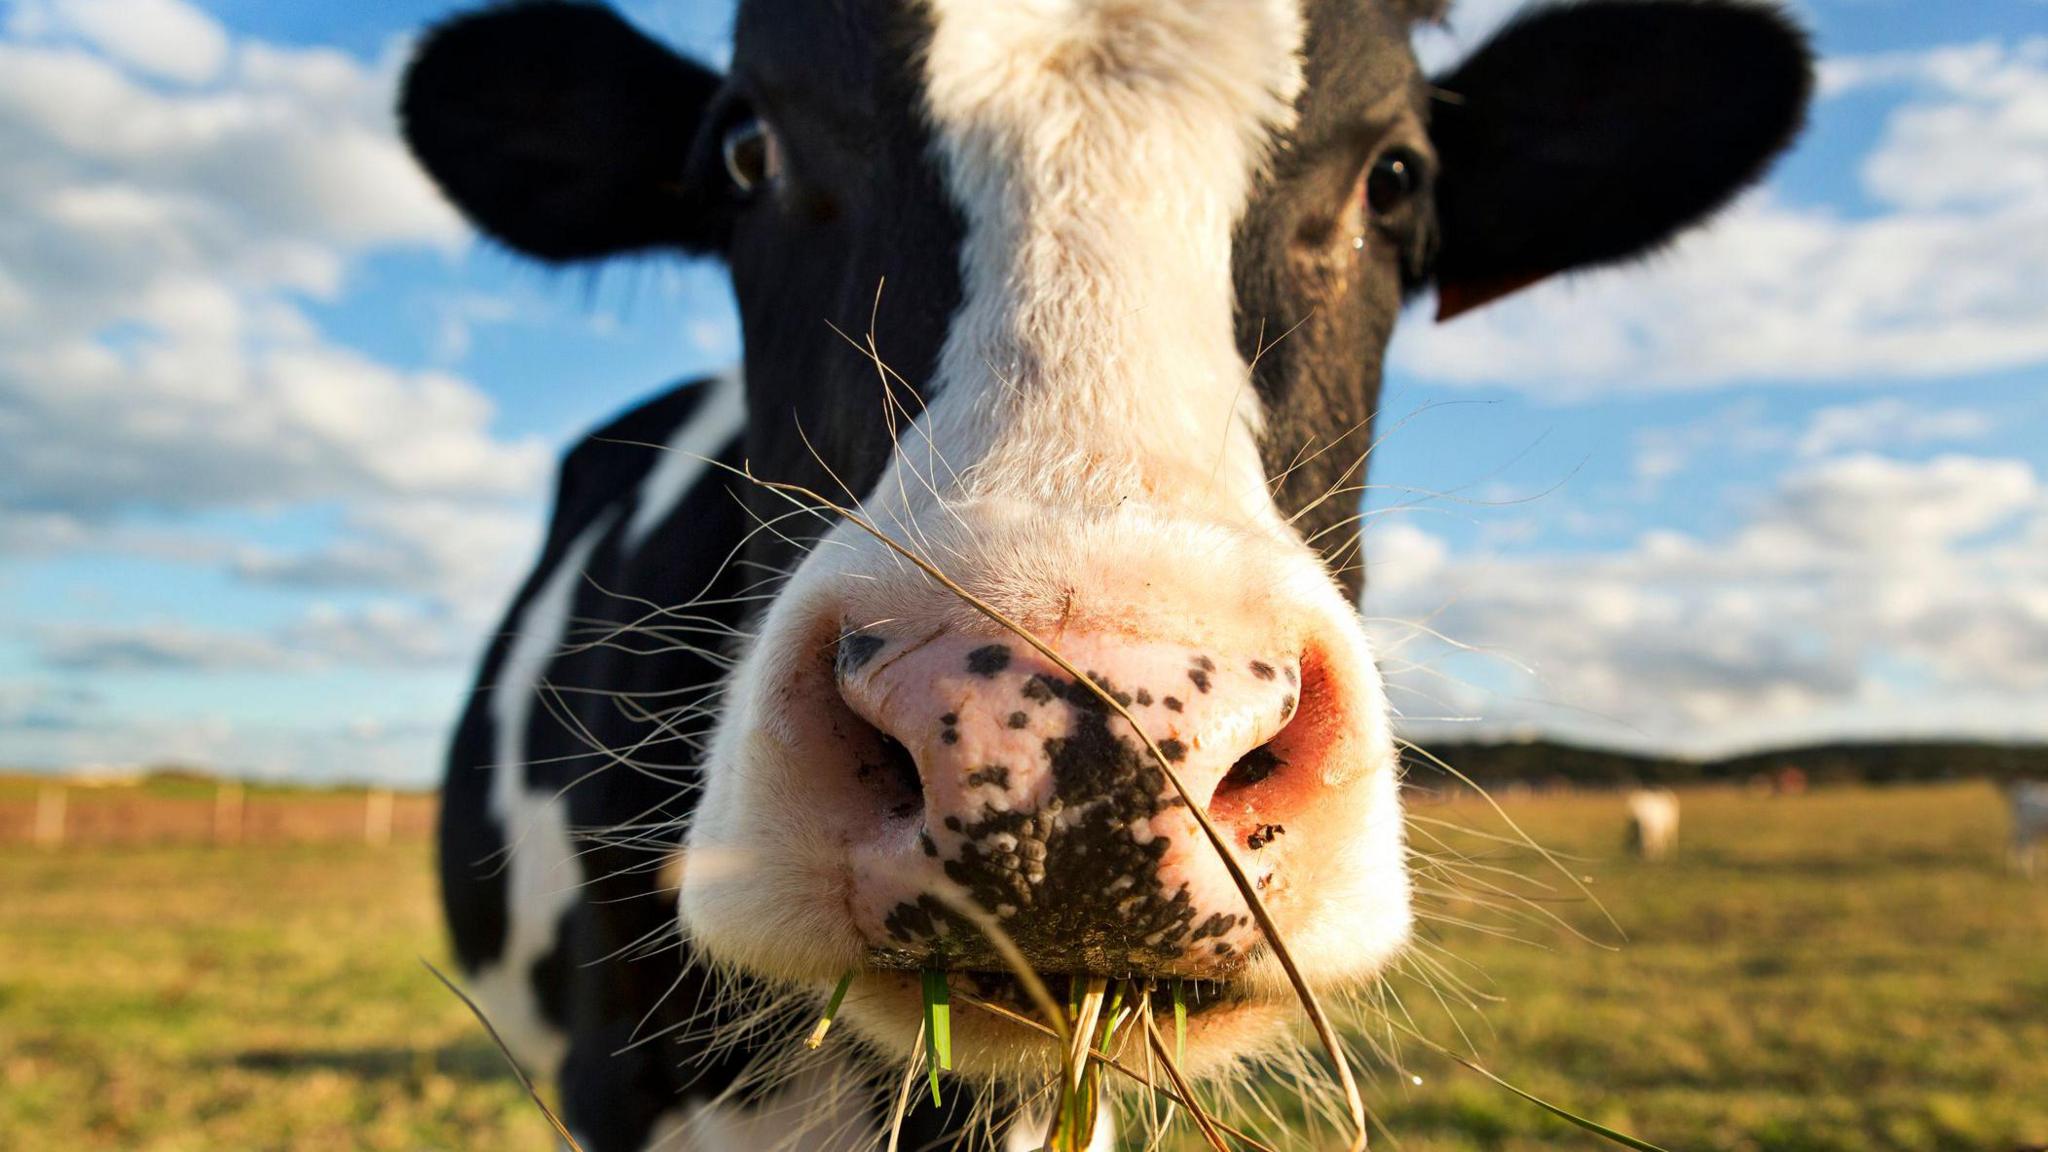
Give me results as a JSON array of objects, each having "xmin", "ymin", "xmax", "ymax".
[{"xmin": 0, "ymin": 0, "xmax": 2043, "ymax": 784}]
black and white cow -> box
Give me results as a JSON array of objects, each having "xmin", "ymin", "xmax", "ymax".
[{"xmin": 400, "ymin": 1, "xmax": 1811, "ymax": 1147}]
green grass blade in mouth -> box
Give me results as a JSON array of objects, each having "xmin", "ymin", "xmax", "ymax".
[
  {"xmin": 921, "ymin": 968, "xmax": 951, "ymax": 1106},
  {"xmin": 1098, "ymin": 981, "xmax": 1127, "ymax": 1053},
  {"xmin": 806, "ymin": 970, "xmax": 857, "ymax": 1050}
]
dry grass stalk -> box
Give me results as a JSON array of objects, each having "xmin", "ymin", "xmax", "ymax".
[
  {"xmin": 420, "ymin": 959, "xmax": 587, "ymax": 1152},
  {"xmin": 1046, "ymin": 975, "xmax": 1110, "ymax": 1149},
  {"xmin": 1143, "ymin": 1005, "xmax": 1231, "ymax": 1152},
  {"xmin": 885, "ymin": 1016, "xmax": 929, "ymax": 1152}
]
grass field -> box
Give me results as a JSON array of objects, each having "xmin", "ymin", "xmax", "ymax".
[{"xmin": 2, "ymin": 782, "xmax": 2043, "ymax": 1150}]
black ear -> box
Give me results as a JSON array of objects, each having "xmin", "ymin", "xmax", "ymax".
[
  {"xmin": 400, "ymin": 2, "xmax": 728, "ymax": 263},
  {"xmin": 1428, "ymin": 0, "xmax": 1813, "ymax": 319}
]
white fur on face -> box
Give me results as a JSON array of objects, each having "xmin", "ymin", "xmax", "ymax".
[
  {"xmin": 910, "ymin": 0, "xmax": 1304, "ymax": 526},
  {"xmin": 683, "ymin": 0, "xmax": 1413, "ymax": 1084}
]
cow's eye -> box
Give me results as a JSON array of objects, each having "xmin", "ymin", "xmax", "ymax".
[
  {"xmin": 721, "ymin": 117, "xmax": 780, "ymax": 194},
  {"xmin": 1364, "ymin": 148, "xmax": 1423, "ymax": 216}
]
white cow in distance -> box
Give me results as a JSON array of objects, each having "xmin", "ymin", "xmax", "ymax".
[
  {"xmin": 2010, "ymin": 781, "xmax": 2048, "ymax": 878},
  {"xmin": 1627, "ymin": 788, "xmax": 1681, "ymax": 862}
]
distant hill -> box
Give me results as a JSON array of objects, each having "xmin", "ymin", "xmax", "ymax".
[{"xmin": 1404, "ymin": 738, "xmax": 2048, "ymax": 788}]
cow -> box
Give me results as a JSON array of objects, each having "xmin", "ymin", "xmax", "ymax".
[
  {"xmin": 2012, "ymin": 781, "xmax": 2048, "ymax": 879},
  {"xmin": 397, "ymin": 1, "xmax": 1812, "ymax": 1147},
  {"xmin": 1626, "ymin": 788, "xmax": 1680, "ymax": 862}
]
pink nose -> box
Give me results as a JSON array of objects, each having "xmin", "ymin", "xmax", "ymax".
[{"xmin": 833, "ymin": 631, "xmax": 1320, "ymax": 975}]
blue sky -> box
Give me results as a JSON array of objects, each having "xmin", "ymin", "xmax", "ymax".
[{"xmin": 1, "ymin": 0, "xmax": 2043, "ymax": 783}]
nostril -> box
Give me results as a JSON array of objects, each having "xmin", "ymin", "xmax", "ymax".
[
  {"xmin": 860, "ymin": 728, "xmax": 924, "ymax": 822},
  {"xmin": 1208, "ymin": 654, "xmax": 1324, "ymax": 819},
  {"xmin": 1215, "ymin": 743, "xmax": 1286, "ymax": 800}
]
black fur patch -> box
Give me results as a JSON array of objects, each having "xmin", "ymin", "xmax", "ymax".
[
  {"xmin": 837, "ymin": 632, "xmax": 887, "ymax": 676},
  {"xmin": 965, "ymin": 644, "xmax": 1013, "ymax": 677}
]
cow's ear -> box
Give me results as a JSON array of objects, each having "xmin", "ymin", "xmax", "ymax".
[
  {"xmin": 400, "ymin": 2, "xmax": 728, "ymax": 263},
  {"xmin": 1426, "ymin": 0, "xmax": 1813, "ymax": 320}
]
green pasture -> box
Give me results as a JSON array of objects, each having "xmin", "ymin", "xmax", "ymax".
[{"xmin": 2, "ymin": 782, "xmax": 2041, "ymax": 1150}]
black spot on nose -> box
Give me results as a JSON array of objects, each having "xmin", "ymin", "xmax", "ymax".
[
  {"xmin": 965, "ymin": 644, "xmax": 1013, "ymax": 677},
  {"xmin": 965, "ymin": 764, "xmax": 1011, "ymax": 789},
  {"xmin": 837, "ymin": 632, "xmax": 886, "ymax": 676}
]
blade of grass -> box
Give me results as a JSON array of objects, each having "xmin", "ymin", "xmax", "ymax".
[
  {"xmin": 421, "ymin": 959, "xmax": 585, "ymax": 1152},
  {"xmin": 806, "ymin": 969, "xmax": 857, "ymax": 1050},
  {"xmin": 1100, "ymin": 981, "xmax": 1128, "ymax": 1052},
  {"xmin": 922, "ymin": 968, "xmax": 951, "ymax": 1105}
]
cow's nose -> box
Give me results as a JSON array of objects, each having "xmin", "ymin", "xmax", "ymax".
[{"xmin": 833, "ymin": 631, "xmax": 1315, "ymax": 974}]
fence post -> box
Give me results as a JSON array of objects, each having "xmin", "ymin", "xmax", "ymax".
[
  {"xmin": 214, "ymin": 780, "xmax": 245, "ymax": 846},
  {"xmin": 33, "ymin": 783, "xmax": 66, "ymax": 849},
  {"xmin": 364, "ymin": 788, "xmax": 395, "ymax": 847}
]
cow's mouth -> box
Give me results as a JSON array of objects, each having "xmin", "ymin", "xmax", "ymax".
[
  {"xmin": 836, "ymin": 967, "xmax": 1284, "ymax": 1084},
  {"xmin": 931, "ymin": 970, "xmax": 1250, "ymax": 1023}
]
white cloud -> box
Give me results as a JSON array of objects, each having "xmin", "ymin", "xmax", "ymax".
[
  {"xmin": 39, "ymin": 621, "xmax": 299, "ymax": 671},
  {"xmin": 36, "ymin": 599, "xmax": 478, "ymax": 674},
  {"xmin": 0, "ymin": 10, "xmax": 547, "ymax": 617},
  {"xmin": 10, "ymin": 0, "xmax": 230, "ymax": 85},
  {"xmin": 0, "ymin": 681, "xmax": 103, "ymax": 732},
  {"xmin": 0, "ymin": 18, "xmax": 534, "ymax": 515},
  {"xmin": 1795, "ymin": 397, "xmax": 1991, "ymax": 458},
  {"xmin": 1629, "ymin": 399, "xmax": 1788, "ymax": 489},
  {"xmin": 282, "ymin": 600, "xmax": 473, "ymax": 667},
  {"xmin": 1393, "ymin": 37, "xmax": 2048, "ymax": 394},
  {"xmin": 1625, "ymin": 396, "xmax": 1997, "ymax": 493},
  {"xmin": 1373, "ymin": 453, "xmax": 2048, "ymax": 751},
  {"xmin": 235, "ymin": 500, "xmax": 542, "ymax": 627}
]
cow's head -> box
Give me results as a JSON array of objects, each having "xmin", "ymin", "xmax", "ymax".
[{"xmin": 404, "ymin": 0, "xmax": 1808, "ymax": 1090}]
